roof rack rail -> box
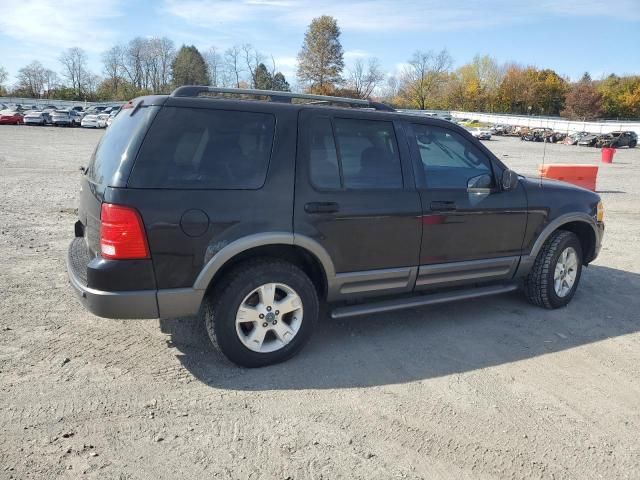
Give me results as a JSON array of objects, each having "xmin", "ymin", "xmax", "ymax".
[{"xmin": 170, "ymin": 86, "xmax": 395, "ymax": 112}]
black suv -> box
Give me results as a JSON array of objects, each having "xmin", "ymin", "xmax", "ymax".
[
  {"xmin": 67, "ymin": 87, "xmax": 605, "ymax": 367},
  {"xmin": 596, "ymin": 131, "xmax": 638, "ymax": 148}
]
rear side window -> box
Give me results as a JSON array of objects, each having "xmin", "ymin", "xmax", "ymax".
[
  {"xmin": 87, "ymin": 105, "xmax": 158, "ymax": 186},
  {"xmin": 128, "ymin": 107, "xmax": 275, "ymax": 189},
  {"xmin": 307, "ymin": 116, "xmax": 403, "ymax": 190},
  {"xmin": 334, "ymin": 118, "xmax": 402, "ymax": 189}
]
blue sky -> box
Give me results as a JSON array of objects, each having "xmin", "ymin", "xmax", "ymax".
[{"xmin": 1, "ymin": 0, "xmax": 639, "ymax": 87}]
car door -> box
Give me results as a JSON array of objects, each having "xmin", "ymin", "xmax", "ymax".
[
  {"xmin": 405, "ymin": 121, "xmax": 528, "ymax": 290},
  {"xmin": 294, "ymin": 110, "xmax": 422, "ymax": 300}
]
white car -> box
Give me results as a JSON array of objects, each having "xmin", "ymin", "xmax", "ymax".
[
  {"xmin": 23, "ymin": 111, "xmax": 48, "ymax": 126},
  {"xmin": 469, "ymin": 127, "xmax": 492, "ymax": 140},
  {"xmin": 81, "ymin": 114, "xmax": 108, "ymax": 128}
]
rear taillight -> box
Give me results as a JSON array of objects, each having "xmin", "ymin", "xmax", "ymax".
[{"xmin": 100, "ymin": 203, "xmax": 150, "ymax": 260}]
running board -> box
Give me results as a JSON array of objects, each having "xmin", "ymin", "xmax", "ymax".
[{"xmin": 330, "ymin": 284, "xmax": 519, "ymax": 319}]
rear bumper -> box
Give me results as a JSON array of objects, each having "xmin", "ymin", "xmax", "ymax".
[
  {"xmin": 66, "ymin": 238, "xmax": 159, "ymax": 319},
  {"xmin": 66, "ymin": 238, "xmax": 202, "ymax": 319}
]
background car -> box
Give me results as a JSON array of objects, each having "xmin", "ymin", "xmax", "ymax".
[
  {"xmin": 469, "ymin": 127, "xmax": 492, "ymax": 140},
  {"xmin": 0, "ymin": 110, "xmax": 24, "ymax": 125},
  {"xmin": 562, "ymin": 131, "xmax": 590, "ymax": 145},
  {"xmin": 596, "ymin": 131, "xmax": 637, "ymax": 148},
  {"xmin": 50, "ymin": 110, "xmax": 75, "ymax": 127},
  {"xmin": 23, "ymin": 111, "xmax": 49, "ymax": 126},
  {"xmin": 81, "ymin": 113, "xmax": 107, "ymax": 128},
  {"xmin": 577, "ymin": 133, "xmax": 599, "ymax": 146}
]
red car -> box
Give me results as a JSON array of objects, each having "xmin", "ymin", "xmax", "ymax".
[{"xmin": 0, "ymin": 111, "xmax": 24, "ymax": 125}]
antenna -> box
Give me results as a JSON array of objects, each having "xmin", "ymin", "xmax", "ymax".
[{"xmin": 540, "ymin": 131, "xmax": 549, "ymax": 187}]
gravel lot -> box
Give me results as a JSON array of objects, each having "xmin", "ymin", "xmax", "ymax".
[{"xmin": 1, "ymin": 126, "xmax": 639, "ymax": 479}]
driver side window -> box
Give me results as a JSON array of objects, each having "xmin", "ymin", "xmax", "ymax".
[{"xmin": 412, "ymin": 123, "xmax": 493, "ymax": 189}]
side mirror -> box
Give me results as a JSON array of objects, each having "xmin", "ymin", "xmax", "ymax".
[
  {"xmin": 467, "ymin": 173, "xmax": 493, "ymax": 194},
  {"xmin": 501, "ymin": 169, "xmax": 519, "ymax": 191}
]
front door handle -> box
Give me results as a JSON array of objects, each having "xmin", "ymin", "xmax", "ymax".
[
  {"xmin": 305, "ymin": 202, "xmax": 339, "ymax": 214},
  {"xmin": 430, "ymin": 201, "xmax": 457, "ymax": 211}
]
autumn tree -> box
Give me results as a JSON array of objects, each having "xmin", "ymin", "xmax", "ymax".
[
  {"xmin": 598, "ymin": 74, "xmax": 640, "ymax": 119},
  {"xmin": 297, "ymin": 15, "xmax": 344, "ymax": 94},
  {"xmin": 171, "ymin": 45, "xmax": 209, "ymax": 87},
  {"xmin": 399, "ymin": 49, "xmax": 452, "ymax": 109},
  {"xmin": 561, "ymin": 74, "xmax": 603, "ymax": 120}
]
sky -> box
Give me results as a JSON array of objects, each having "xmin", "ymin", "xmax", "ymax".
[{"xmin": 1, "ymin": 0, "xmax": 639, "ymax": 87}]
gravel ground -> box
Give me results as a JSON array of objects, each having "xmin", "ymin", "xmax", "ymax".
[{"xmin": 1, "ymin": 126, "xmax": 639, "ymax": 480}]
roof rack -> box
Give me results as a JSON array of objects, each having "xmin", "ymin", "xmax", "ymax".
[{"xmin": 170, "ymin": 86, "xmax": 395, "ymax": 112}]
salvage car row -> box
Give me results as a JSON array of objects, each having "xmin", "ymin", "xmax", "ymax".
[
  {"xmin": 459, "ymin": 121, "xmax": 637, "ymax": 148},
  {"xmin": 0, "ymin": 103, "xmax": 122, "ymax": 129}
]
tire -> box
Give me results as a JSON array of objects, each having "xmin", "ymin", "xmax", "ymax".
[
  {"xmin": 630, "ymin": 141, "xmax": 637, "ymax": 148},
  {"xmin": 202, "ymin": 259, "xmax": 319, "ymax": 367},
  {"xmin": 524, "ymin": 230, "xmax": 583, "ymax": 309}
]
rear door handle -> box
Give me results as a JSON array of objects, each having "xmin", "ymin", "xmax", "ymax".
[
  {"xmin": 430, "ymin": 201, "xmax": 457, "ymax": 211},
  {"xmin": 305, "ymin": 202, "xmax": 339, "ymax": 214}
]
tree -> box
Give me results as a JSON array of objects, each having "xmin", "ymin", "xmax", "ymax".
[
  {"xmin": 297, "ymin": 15, "xmax": 344, "ymax": 94},
  {"xmin": 59, "ymin": 47, "xmax": 90, "ymax": 98},
  {"xmin": 272, "ymin": 72, "xmax": 290, "ymax": 92},
  {"xmin": 399, "ymin": 49, "xmax": 452, "ymax": 109},
  {"xmin": 346, "ymin": 58, "xmax": 385, "ymax": 99},
  {"xmin": 254, "ymin": 63, "xmax": 273, "ymax": 90},
  {"xmin": 171, "ymin": 45, "xmax": 210, "ymax": 87},
  {"xmin": 561, "ymin": 76, "xmax": 603, "ymax": 120},
  {"xmin": 224, "ymin": 45, "xmax": 244, "ymax": 88},
  {"xmin": 0, "ymin": 66, "xmax": 8, "ymax": 94},
  {"xmin": 205, "ymin": 46, "xmax": 224, "ymax": 87},
  {"xmin": 15, "ymin": 61, "xmax": 57, "ymax": 98}
]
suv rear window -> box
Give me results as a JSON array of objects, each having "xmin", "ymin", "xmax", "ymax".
[
  {"xmin": 128, "ymin": 107, "xmax": 275, "ymax": 189},
  {"xmin": 86, "ymin": 105, "xmax": 158, "ymax": 186}
]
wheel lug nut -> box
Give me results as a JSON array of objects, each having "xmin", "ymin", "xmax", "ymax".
[
  {"xmin": 275, "ymin": 310, "xmax": 279, "ymax": 315},
  {"xmin": 266, "ymin": 306, "xmax": 272, "ymax": 312},
  {"xmin": 273, "ymin": 320, "xmax": 277, "ymax": 324},
  {"xmin": 262, "ymin": 322, "xmax": 268, "ymax": 328},
  {"xmin": 259, "ymin": 314, "xmax": 264, "ymax": 319}
]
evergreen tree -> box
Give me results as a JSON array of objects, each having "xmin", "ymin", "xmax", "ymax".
[
  {"xmin": 171, "ymin": 45, "xmax": 210, "ymax": 87},
  {"xmin": 272, "ymin": 72, "xmax": 290, "ymax": 92}
]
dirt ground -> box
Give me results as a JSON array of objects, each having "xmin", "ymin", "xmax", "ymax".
[{"xmin": 1, "ymin": 126, "xmax": 639, "ymax": 480}]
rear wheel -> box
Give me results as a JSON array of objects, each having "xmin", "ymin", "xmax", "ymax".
[
  {"xmin": 202, "ymin": 259, "xmax": 319, "ymax": 367},
  {"xmin": 524, "ymin": 230, "xmax": 583, "ymax": 309}
]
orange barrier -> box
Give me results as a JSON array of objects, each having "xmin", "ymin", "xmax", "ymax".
[{"xmin": 538, "ymin": 164, "xmax": 599, "ymax": 191}]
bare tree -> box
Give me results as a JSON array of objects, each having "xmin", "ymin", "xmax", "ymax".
[
  {"xmin": 102, "ymin": 45, "xmax": 124, "ymax": 96},
  {"xmin": 59, "ymin": 47, "xmax": 90, "ymax": 98},
  {"xmin": 0, "ymin": 66, "xmax": 8, "ymax": 92},
  {"xmin": 346, "ymin": 57, "xmax": 385, "ymax": 98},
  {"xmin": 42, "ymin": 69, "xmax": 59, "ymax": 98},
  {"xmin": 16, "ymin": 61, "xmax": 47, "ymax": 97},
  {"xmin": 401, "ymin": 49, "xmax": 453, "ymax": 110},
  {"xmin": 154, "ymin": 37, "xmax": 175, "ymax": 92},
  {"xmin": 205, "ymin": 46, "xmax": 224, "ymax": 87},
  {"xmin": 241, "ymin": 44, "xmax": 264, "ymax": 88},
  {"xmin": 224, "ymin": 46, "xmax": 244, "ymax": 88}
]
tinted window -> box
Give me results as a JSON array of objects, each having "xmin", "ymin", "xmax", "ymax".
[
  {"xmin": 87, "ymin": 106, "xmax": 159, "ymax": 186},
  {"xmin": 308, "ymin": 117, "xmax": 341, "ymax": 189},
  {"xmin": 412, "ymin": 124, "xmax": 493, "ymax": 189},
  {"xmin": 129, "ymin": 107, "xmax": 275, "ymax": 189},
  {"xmin": 334, "ymin": 118, "xmax": 402, "ymax": 189}
]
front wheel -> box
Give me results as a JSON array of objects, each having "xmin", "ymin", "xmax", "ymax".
[
  {"xmin": 524, "ymin": 230, "xmax": 583, "ymax": 309},
  {"xmin": 202, "ymin": 259, "xmax": 319, "ymax": 367}
]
